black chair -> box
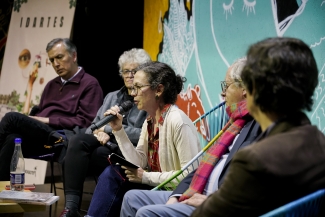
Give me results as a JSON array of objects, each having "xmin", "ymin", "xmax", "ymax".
[{"xmin": 25, "ymin": 146, "xmax": 64, "ymax": 196}]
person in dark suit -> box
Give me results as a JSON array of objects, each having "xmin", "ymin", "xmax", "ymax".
[{"xmin": 120, "ymin": 57, "xmax": 261, "ymax": 217}]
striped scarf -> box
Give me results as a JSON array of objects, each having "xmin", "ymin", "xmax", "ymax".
[{"xmin": 179, "ymin": 100, "xmax": 250, "ymax": 201}]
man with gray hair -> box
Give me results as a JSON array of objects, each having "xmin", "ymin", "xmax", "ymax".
[
  {"xmin": 59, "ymin": 48, "xmax": 151, "ymax": 217},
  {"xmin": 120, "ymin": 57, "xmax": 261, "ymax": 217},
  {"xmin": 0, "ymin": 38, "xmax": 103, "ymax": 180}
]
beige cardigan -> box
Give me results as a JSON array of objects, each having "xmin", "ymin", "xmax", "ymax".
[{"xmin": 113, "ymin": 105, "xmax": 201, "ymax": 186}]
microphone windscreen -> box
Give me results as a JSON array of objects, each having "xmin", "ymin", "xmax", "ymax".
[{"xmin": 90, "ymin": 100, "xmax": 134, "ymax": 132}]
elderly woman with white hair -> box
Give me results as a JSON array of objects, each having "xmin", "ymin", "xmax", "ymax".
[{"xmin": 59, "ymin": 48, "xmax": 152, "ymax": 217}]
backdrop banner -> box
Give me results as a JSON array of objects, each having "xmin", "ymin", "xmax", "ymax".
[{"xmin": 0, "ymin": 0, "xmax": 76, "ymax": 119}]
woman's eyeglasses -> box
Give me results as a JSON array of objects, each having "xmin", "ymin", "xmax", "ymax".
[
  {"xmin": 130, "ymin": 84, "xmax": 151, "ymax": 95},
  {"xmin": 121, "ymin": 69, "xmax": 137, "ymax": 76}
]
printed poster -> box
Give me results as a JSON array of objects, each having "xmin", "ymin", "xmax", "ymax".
[{"xmin": 0, "ymin": 0, "xmax": 77, "ymax": 119}]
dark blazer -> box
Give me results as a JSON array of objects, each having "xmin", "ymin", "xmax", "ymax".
[
  {"xmin": 192, "ymin": 113, "xmax": 325, "ymax": 217},
  {"xmin": 171, "ymin": 119, "xmax": 261, "ymax": 195}
]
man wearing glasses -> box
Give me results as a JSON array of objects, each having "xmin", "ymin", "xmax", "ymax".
[
  {"xmin": 59, "ymin": 48, "xmax": 151, "ymax": 217},
  {"xmin": 120, "ymin": 57, "xmax": 261, "ymax": 217},
  {"xmin": 220, "ymin": 60, "xmax": 247, "ymax": 109}
]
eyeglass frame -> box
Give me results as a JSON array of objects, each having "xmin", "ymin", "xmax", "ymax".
[
  {"xmin": 130, "ymin": 83, "xmax": 151, "ymax": 95},
  {"xmin": 120, "ymin": 69, "xmax": 137, "ymax": 76},
  {"xmin": 220, "ymin": 79, "xmax": 242, "ymax": 93}
]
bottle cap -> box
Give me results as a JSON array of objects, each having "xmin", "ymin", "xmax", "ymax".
[{"xmin": 14, "ymin": 138, "xmax": 22, "ymax": 143}]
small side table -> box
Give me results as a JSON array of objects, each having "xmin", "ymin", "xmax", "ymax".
[{"xmin": 0, "ymin": 181, "xmax": 46, "ymax": 216}]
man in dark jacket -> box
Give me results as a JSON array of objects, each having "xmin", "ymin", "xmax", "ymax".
[{"xmin": 0, "ymin": 38, "xmax": 103, "ymax": 181}]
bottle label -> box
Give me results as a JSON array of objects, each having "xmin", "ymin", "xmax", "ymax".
[{"xmin": 10, "ymin": 172, "xmax": 25, "ymax": 184}]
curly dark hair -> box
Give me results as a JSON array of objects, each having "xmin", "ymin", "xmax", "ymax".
[
  {"xmin": 242, "ymin": 37, "xmax": 318, "ymax": 114},
  {"xmin": 136, "ymin": 61, "xmax": 186, "ymax": 104}
]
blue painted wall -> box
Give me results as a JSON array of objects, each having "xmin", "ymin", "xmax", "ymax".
[{"xmin": 156, "ymin": 0, "xmax": 325, "ymax": 131}]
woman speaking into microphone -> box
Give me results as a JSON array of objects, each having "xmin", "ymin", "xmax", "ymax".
[{"xmin": 86, "ymin": 61, "xmax": 202, "ymax": 217}]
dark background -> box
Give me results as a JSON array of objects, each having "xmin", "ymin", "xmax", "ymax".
[{"xmin": 72, "ymin": 0, "xmax": 145, "ymax": 95}]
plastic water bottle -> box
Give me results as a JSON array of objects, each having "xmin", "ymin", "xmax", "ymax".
[{"xmin": 10, "ymin": 138, "xmax": 25, "ymax": 191}]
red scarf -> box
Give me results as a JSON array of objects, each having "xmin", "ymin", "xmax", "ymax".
[
  {"xmin": 179, "ymin": 100, "xmax": 250, "ymax": 201},
  {"xmin": 147, "ymin": 104, "xmax": 171, "ymax": 172}
]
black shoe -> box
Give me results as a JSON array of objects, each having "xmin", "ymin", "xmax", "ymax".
[{"xmin": 59, "ymin": 208, "xmax": 81, "ymax": 217}]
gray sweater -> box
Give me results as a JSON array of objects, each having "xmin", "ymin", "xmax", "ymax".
[{"xmin": 85, "ymin": 86, "xmax": 147, "ymax": 145}]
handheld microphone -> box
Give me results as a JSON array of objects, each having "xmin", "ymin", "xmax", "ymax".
[{"xmin": 90, "ymin": 100, "xmax": 133, "ymax": 132}]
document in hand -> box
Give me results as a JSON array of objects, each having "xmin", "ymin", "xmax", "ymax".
[
  {"xmin": 109, "ymin": 153, "xmax": 139, "ymax": 169},
  {"xmin": 0, "ymin": 190, "xmax": 59, "ymax": 205}
]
